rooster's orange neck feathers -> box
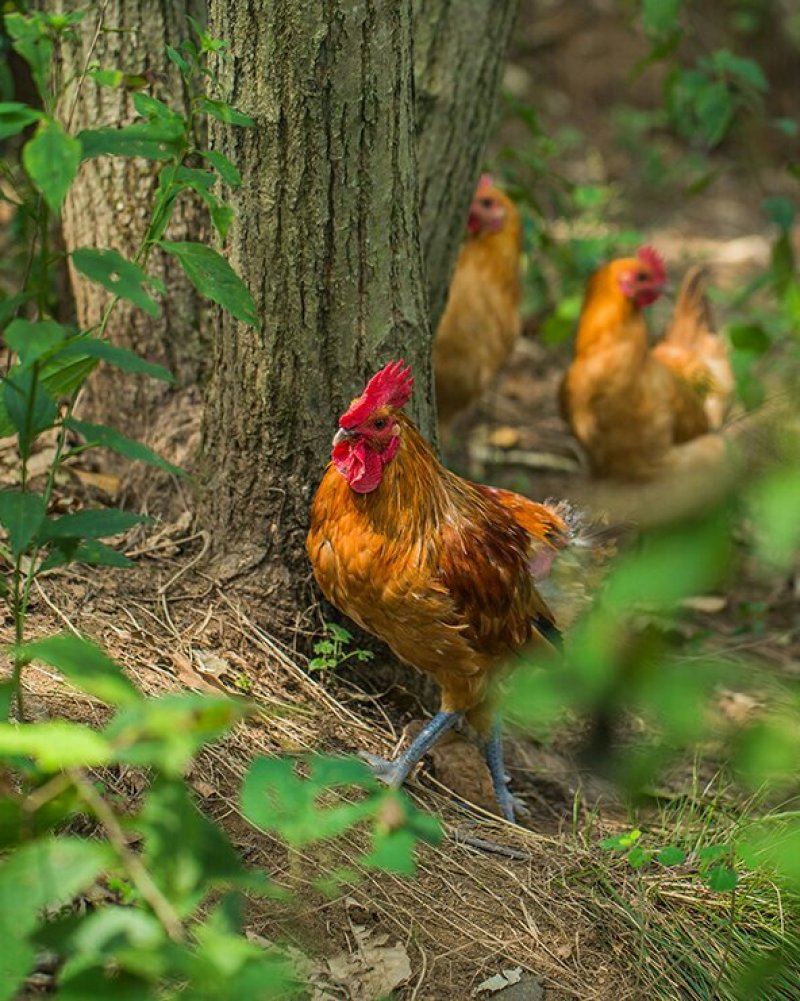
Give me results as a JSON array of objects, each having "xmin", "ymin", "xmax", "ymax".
[{"xmin": 575, "ymin": 263, "xmax": 647, "ymax": 357}]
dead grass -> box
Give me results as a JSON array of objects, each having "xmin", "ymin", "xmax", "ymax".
[{"xmin": 4, "ymin": 518, "xmax": 798, "ymax": 1000}]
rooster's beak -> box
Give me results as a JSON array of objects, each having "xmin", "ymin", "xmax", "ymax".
[{"xmin": 332, "ymin": 427, "xmax": 355, "ymax": 447}]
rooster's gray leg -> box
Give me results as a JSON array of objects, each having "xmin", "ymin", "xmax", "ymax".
[
  {"xmin": 484, "ymin": 719, "xmax": 516, "ymax": 822},
  {"xmin": 360, "ymin": 710, "xmax": 461, "ymax": 787}
]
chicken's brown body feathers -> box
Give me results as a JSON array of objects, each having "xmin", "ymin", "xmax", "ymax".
[
  {"xmin": 307, "ymin": 415, "xmax": 560, "ymax": 728},
  {"xmin": 562, "ymin": 262, "xmax": 732, "ymax": 479},
  {"xmin": 434, "ymin": 191, "xmax": 522, "ymax": 432}
]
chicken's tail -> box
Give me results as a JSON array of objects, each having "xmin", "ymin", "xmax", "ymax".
[
  {"xmin": 534, "ymin": 500, "xmax": 621, "ymax": 630},
  {"xmin": 655, "ymin": 265, "xmax": 734, "ymax": 429}
]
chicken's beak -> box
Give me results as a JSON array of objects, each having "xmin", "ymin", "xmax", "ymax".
[{"xmin": 332, "ymin": 427, "xmax": 355, "ymax": 447}]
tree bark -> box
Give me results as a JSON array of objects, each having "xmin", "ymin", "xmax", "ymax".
[
  {"xmin": 52, "ymin": 0, "xmax": 208, "ymax": 440},
  {"xmin": 413, "ymin": 0, "xmax": 519, "ymax": 329},
  {"xmin": 201, "ymin": 0, "xmax": 431, "ymax": 618}
]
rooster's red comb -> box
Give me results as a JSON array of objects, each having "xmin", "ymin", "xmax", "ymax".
[
  {"xmin": 339, "ymin": 359, "xmax": 414, "ymax": 428},
  {"xmin": 476, "ymin": 173, "xmax": 495, "ymax": 193},
  {"xmin": 636, "ymin": 245, "xmax": 667, "ymax": 283}
]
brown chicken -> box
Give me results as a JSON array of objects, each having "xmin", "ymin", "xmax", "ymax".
[
  {"xmin": 433, "ymin": 174, "xmax": 523, "ymax": 435},
  {"xmin": 307, "ymin": 360, "xmax": 604, "ymax": 821},
  {"xmin": 561, "ymin": 247, "xmax": 734, "ymax": 480}
]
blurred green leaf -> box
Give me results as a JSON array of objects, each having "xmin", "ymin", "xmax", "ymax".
[
  {"xmin": 762, "ymin": 197, "xmax": 796, "ymax": 232},
  {"xmin": 707, "ymin": 863, "xmax": 737, "ymax": 892},
  {"xmin": 201, "ymin": 149, "xmax": 242, "ymax": 188},
  {"xmin": 5, "ymin": 13, "xmax": 53, "ymax": 101},
  {"xmin": 18, "ymin": 633, "xmax": 141, "ymax": 707},
  {"xmin": 0, "ymin": 101, "xmax": 42, "ymax": 141},
  {"xmin": 0, "ymin": 721, "xmax": 112, "ymax": 768},
  {"xmin": 642, "ymin": 0, "xmax": 683, "ymax": 41}
]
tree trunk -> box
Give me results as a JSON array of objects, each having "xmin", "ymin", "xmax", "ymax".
[
  {"xmin": 413, "ymin": 0, "xmax": 519, "ymax": 328},
  {"xmin": 53, "ymin": 0, "xmax": 208, "ymax": 440},
  {"xmin": 201, "ymin": 0, "xmax": 431, "ymax": 619}
]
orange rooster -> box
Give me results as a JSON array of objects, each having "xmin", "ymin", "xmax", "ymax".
[
  {"xmin": 307, "ymin": 361, "xmax": 604, "ymax": 821},
  {"xmin": 433, "ymin": 174, "xmax": 522, "ymax": 435},
  {"xmin": 561, "ymin": 247, "xmax": 734, "ymax": 480}
]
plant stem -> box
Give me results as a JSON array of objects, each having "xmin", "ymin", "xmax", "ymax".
[{"xmin": 70, "ymin": 770, "xmax": 186, "ymax": 943}]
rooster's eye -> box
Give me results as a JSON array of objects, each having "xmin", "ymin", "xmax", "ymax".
[
  {"xmin": 373, "ymin": 418, "xmax": 388, "ymax": 430},
  {"xmin": 479, "ymin": 197, "xmax": 494, "ymax": 209},
  {"xmin": 637, "ymin": 271, "xmax": 649, "ymax": 281}
]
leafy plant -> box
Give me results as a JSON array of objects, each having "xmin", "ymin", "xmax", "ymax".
[{"xmin": 308, "ymin": 621, "xmax": 375, "ymax": 672}]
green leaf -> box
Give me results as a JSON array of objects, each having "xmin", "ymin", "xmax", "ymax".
[
  {"xmin": 712, "ymin": 50, "xmax": 768, "ymax": 93},
  {"xmin": 165, "ymin": 44, "xmax": 189, "ymax": 73},
  {"xmin": 57, "ymin": 336, "xmax": 174, "ymax": 383},
  {"xmin": 0, "ymin": 101, "xmax": 43, "ymax": 141},
  {"xmin": 696, "ymin": 81, "xmax": 735, "ymax": 147},
  {"xmin": 201, "ymin": 149, "xmax": 242, "ymax": 188},
  {"xmin": 0, "ymin": 489, "xmax": 46, "ymax": 556},
  {"xmin": 22, "ymin": 119, "xmax": 82, "ymax": 214},
  {"xmin": 762, "ymin": 196, "xmax": 796, "ymax": 232},
  {"xmin": 0, "ymin": 837, "xmax": 111, "ymax": 1001},
  {"xmin": 3, "ymin": 370, "xmax": 58, "ymax": 458},
  {"xmin": 18, "ymin": 633, "xmax": 140, "ymax": 706},
  {"xmin": 105, "ymin": 693, "xmax": 249, "ymax": 775},
  {"xmin": 656, "ymin": 845, "xmax": 687, "ymax": 866},
  {"xmin": 5, "ymin": 13, "xmax": 53, "ymax": 101},
  {"xmin": 160, "ymin": 241, "xmax": 258, "ymax": 326},
  {"xmin": 40, "ymin": 507, "xmax": 149, "ymax": 541},
  {"xmin": 4, "ymin": 318, "xmax": 67, "ymax": 367},
  {"xmin": 71, "ymin": 248, "xmax": 162, "ymax": 317},
  {"xmin": 65, "ymin": 417, "xmax": 185, "ymax": 476},
  {"xmin": 708, "ymin": 863, "xmax": 738, "ymax": 892},
  {"xmin": 241, "ymin": 756, "xmax": 377, "ymax": 848},
  {"xmin": 198, "ymin": 98, "xmax": 255, "ymax": 127},
  {"xmin": 729, "ymin": 323, "xmax": 771, "ymax": 354},
  {"xmin": 78, "ymin": 120, "xmax": 184, "ymax": 161},
  {"xmin": 132, "ymin": 91, "xmax": 184, "ymax": 125},
  {"xmin": 0, "ymin": 721, "xmax": 112, "ymax": 768},
  {"xmin": 642, "ymin": 0, "xmax": 682, "ymax": 40},
  {"xmin": 38, "ymin": 538, "xmax": 134, "ymax": 573},
  {"xmin": 210, "ymin": 203, "xmax": 235, "ymax": 241}
]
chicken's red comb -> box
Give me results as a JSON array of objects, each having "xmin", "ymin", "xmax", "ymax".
[
  {"xmin": 636, "ymin": 245, "xmax": 667, "ymax": 283},
  {"xmin": 339, "ymin": 359, "xmax": 414, "ymax": 428},
  {"xmin": 476, "ymin": 173, "xmax": 495, "ymax": 193}
]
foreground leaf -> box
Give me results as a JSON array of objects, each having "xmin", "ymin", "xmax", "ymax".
[
  {"xmin": 0, "ymin": 721, "xmax": 112, "ymax": 769},
  {"xmin": 78, "ymin": 120, "xmax": 184, "ymax": 161},
  {"xmin": 0, "ymin": 101, "xmax": 42, "ymax": 141},
  {"xmin": 4, "ymin": 318, "xmax": 68, "ymax": 367},
  {"xmin": 3, "ymin": 370, "xmax": 58, "ymax": 458},
  {"xmin": 160, "ymin": 241, "xmax": 258, "ymax": 326},
  {"xmin": 18, "ymin": 633, "xmax": 141, "ymax": 706}
]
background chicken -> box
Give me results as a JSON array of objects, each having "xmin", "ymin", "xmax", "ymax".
[
  {"xmin": 307, "ymin": 360, "xmax": 606, "ymax": 821},
  {"xmin": 433, "ymin": 175, "xmax": 522, "ymax": 436},
  {"xmin": 561, "ymin": 247, "xmax": 735, "ymax": 480}
]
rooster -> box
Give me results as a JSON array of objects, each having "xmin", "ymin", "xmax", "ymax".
[
  {"xmin": 561, "ymin": 247, "xmax": 734, "ymax": 480},
  {"xmin": 433, "ymin": 174, "xmax": 522, "ymax": 436},
  {"xmin": 307, "ymin": 361, "xmax": 606, "ymax": 821}
]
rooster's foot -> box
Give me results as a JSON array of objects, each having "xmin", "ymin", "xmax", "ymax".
[{"xmin": 359, "ymin": 710, "xmax": 462, "ymax": 789}]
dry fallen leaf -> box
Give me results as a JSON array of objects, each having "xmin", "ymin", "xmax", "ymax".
[
  {"xmin": 556, "ymin": 943, "xmax": 573, "ymax": 960},
  {"xmin": 717, "ymin": 689, "xmax": 761, "ymax": 725},
  {"xmin": 680, "ymin": 595, "xmax": 727, "ymax": 614},
  {"xmin": 325, "ymin": 924, "xmax": 412, "ymax": 1000},
  {"xmin": 193, "ymin": 649, "xmax": 231, "ymax": 679},
  {"xmin": 486, "ymin": 425, "xmax": 521, "ymax": 449},
  {"xmin": 476, "ymin": 967, "xmax": 523, "ymax": 994},
  {"xmin": 69, "ymin": 467, "xmax": 123, "ymax": 501},
  {"xmin": 171, "ymin": 652, "xmax": 221, "ymax": 694}
]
